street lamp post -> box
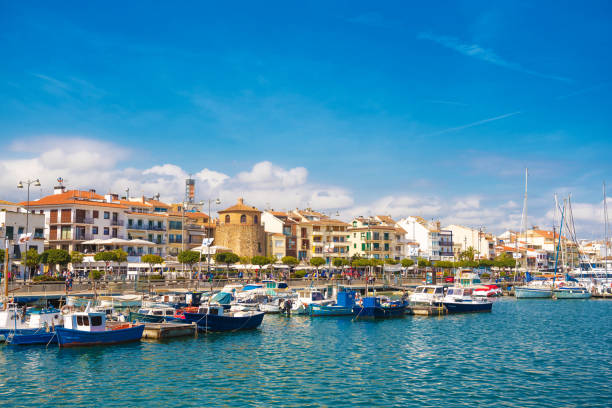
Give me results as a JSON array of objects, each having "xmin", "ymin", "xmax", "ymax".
[
  {"xmin": 203, "ymin": 198, "xmax": 221, "ymax": 279},
  {"xmin": 17, "ymin": 178, "xmax": 41, "ymax": 282}
]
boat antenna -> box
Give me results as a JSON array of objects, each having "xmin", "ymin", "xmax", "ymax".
[{"xmin": 604, "ymin": 182, "xmax": 609, "ymax": 277}]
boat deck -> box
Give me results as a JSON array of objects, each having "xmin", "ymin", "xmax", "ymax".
[{"xmin": 142, "ymin": 322, "xmax": 197, "ymax": 340}]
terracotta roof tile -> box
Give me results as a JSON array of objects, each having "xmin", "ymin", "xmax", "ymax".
[{"xmin": 218, "ymin": 198, "xmax": 261, "ymax": 213}]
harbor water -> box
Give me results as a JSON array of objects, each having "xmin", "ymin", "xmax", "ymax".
[{"xmin": 1, "ymin": 298, "xmax": 610, "ymax": 407}]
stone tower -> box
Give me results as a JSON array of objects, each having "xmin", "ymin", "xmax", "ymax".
[{"xmin": 215, "ymin": 198, "xmax": 266, "ymax": 258}]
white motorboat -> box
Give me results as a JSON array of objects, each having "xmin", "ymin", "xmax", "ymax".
[{"xmin": 409, "ymin": 285, "xmax": 445, "ymax": 306}]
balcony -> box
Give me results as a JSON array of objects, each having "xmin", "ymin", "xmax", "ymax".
[
  {"xmin": 75, "ymin": 233, "xmax": 94, "ymax": 241},
  {"xmin": 74, "ymin": 217, "xmax": 94, "ymax": 224},
  {"xmin": 111, "ymin": 219, "xmax": 125, "ymax": 226}
]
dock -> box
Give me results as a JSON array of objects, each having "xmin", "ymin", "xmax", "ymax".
[
  {"xmin": 142, "ymin": 323, "xmax": 197, "ymax": 340},
  {"xmin": 407, "ymin": 305, "xmax": 447, "ymax": 316}
]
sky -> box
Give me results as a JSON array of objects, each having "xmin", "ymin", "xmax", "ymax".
[{"xmin": 0, "ymin": 1, "xmax": 611, "ymax": 238}]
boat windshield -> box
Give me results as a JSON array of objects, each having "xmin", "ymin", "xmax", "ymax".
[
  {"xmin": 434, "ymin": 287, "xmax": 443, "ymax": 294},
  {"xmin": 447, "ymin": 289, "xmax": 455, "ymax": 295},
  {"xmin": 425, "ymin": 287, "xmax": 436, "ymax": 294},
  {"xmin": 311, "ymin": 292, "xmax": 324, "ymax": 301},
  {"xmin": 91, "ymin": 315, "xmax": 103, "ymax": 326}
]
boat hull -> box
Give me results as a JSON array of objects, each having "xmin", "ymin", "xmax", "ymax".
[
  {"xmin": 55, "ymin": 325, "xmax": 144, "ymax": 347},
  {"xmin": 553, "ymin": 288, "xmax": 591, "ymax": 299},
  {"xmin": 7, "ymin": 330, "xmax": 58, "ymax": 345},
  {"xmin": 183, "ymin": 312, "xmax": 264, "ymax": 332},
  {"xmin": 309, "ymin": 304, "xmax": 353, "ymax": 317},
  {"xmin": 443, "ymin": 301, "xmax": 492, "ymax": 313},
  {"xmin": 128, "ymin": 311, "xmax": 180, "ymax": 323},
  {"xmin": 352, "ymin": 305, "xmax": 406, "ymax": 319},
  {"xmin": 514, "ymin": 287, "xmax": 552, "ymax": 298}
]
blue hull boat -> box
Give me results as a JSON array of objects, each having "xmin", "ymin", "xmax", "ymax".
[
  {"xmin": 443, "ymin": 301, "xmax": 492, "ymax": 313},
  {"xmin": 183, "ymin": 312, "xmax": 264, "ymax": 332},
  {"xmin": 55, "ymin": 325, "xmax": 145, "ymax": 347},
  {"xmin": 7, "ymin": 330, "xmax": 58, "ymax": 345},
  {"xmin": 309, "ymin": 304, "xmax": 354, "ymax": 316},
  {"xmin": 352, "ymin": 297, "xmax": 406, "ymax": 319}
]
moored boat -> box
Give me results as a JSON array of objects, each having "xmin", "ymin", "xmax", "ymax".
[
  {"xmin": 352, "ymin": 297, "xmax": 406, "ymax": 319},
  {"xmin": 309, "ymin": 290, "xmax": 356, "ymax": 317},
  {"xmin": 128, "ymin": 307, "xmax": 179, "ymax": 323},
  {"xmin": 182, "ymin": 305, "xmax": 264, "ymax": 332},
  {"xmin": 6, "ymin": 328, "xmax": 58, "ymax": 345},
  {"xmin": 55, "ymin": 310, "xmax": 144, "ymax": 347},
  {"xmin": 442, "ymin": 287, "xmax": 492, "ymax": 313},
  {"xmin": 409, "ymin": 285, "xmax": 445, "ymax": 306},
  {"xmin": 553, "ymin": 286, "xmax": 591, "ymax": 299}
]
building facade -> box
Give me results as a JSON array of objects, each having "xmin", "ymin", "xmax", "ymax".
[
  {"xmin": 290, "ymin": 210, "xmax": 349, "ymax": 263},
  {"xmin": 215, "ymin": 198, "xmax": 266, "ymax": 258},
  {"xmin": 348, "ymin": 216, "xmax": 406, "ymax": 260}
]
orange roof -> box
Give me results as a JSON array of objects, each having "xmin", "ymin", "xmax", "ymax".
[
  {"xmin": 376, "ymin": 215, "xmax": 396, "ymax": 224},
  {"xmin": 126, "ymin": 211, "xmax": 167, "ymax": 217},
  {"xmin": 270, "ymin": 211, "xmax": 288, "ymax": 217},
  {"xmin": 0, "ymin": 199, "xmax": 17, "ymax": 206},
  {"xmin": 306, "ymin": 219, "xmax": 349, "ymax": 226},
  {"xmin": 184, "ymin": 211, "xmax": 210, "ymax": 219},
  {"xmin": 119, "ymin": 200, "xmax": 151, "ymax": 208},
  {"xmin": 218, "ymin": 198, "xmax": 261, "ymax": 213},
  {"xmin": 147, "ymin": 199, "xmax": 171, "ymax": 208},
  {"xmin": 20, "ymin": 190, "xmax": 127, "ymax": 209}
]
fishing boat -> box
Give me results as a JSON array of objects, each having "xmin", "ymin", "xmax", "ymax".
[
  {"xmin": 6, "ymin": 327, "xmax": 58, "ymax": 345},
  {"xmin": 182, "ymin": 305, "xmax": 264, "ymax": 332},
  {"xmin": 0, "ymin": 304, "xmax": 63, "ymax": 342},
  {"xmin": 442, "ymin": 287, "xmax": 493, "ymax": 313},
  {"xmin": 98, "ymin": 294, "xmax": 142, "ymax": 308},
  {"xmin": 292, "ymin": 289, "xmax": 334, "ymax": 315},
  {"xmin": 352, "ymin": 297, "xmax": 406, "ymax": 319},
  {"xmin": 128, "ymin": 307, "xmax": 179, "ymax": 323},
  {"xmin": 309, "ymin": 290, "xmax": 356, "ymax": 317},
  {"xmin": 55, "ymin": 309, "xmax": 144, "ymax": 347},
  {"xmin": 514, "ymin": 282, "xmax": 553, "ymax": 298},
  {"xmin": 409, "ymin": 285, "xmax": 445, "ymax": 306}
]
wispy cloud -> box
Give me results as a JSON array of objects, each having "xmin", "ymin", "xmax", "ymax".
[
  {"xmin": 556, "ymin": 82, "xmax": 611, "ymax": 100},
  {"xmin": 418, "ymin": 32, "xmax": 571, "ymax": 83},
  {"xmin": 424, "ymin": 111, "xmax": 521, "ymax": 137}
]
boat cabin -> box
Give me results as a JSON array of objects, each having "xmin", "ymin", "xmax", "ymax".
[
  {"xmin": 262, "ymin": 280, "xmax": 288, "ymax": 290},
  {"xmin": 445, "ymin": 288, "xmax": 473, "ymax": 298},
  {"xmin": 456, "ymin": 270, "xmax": 482, "ymax": 287},
  {"xmin": 297, "ymin": 290, "xmax": 325, "ymax": 302},
  {"xmin": 64, "ymin": 312, "xmax": 106, "ymax": 332},
  {"xmin": 336, "ymin": 291, "xmax": 356, "ymax": 307},
  {"xmin": 29, "ymin": 308, "xmax": 63, "ymax": 328},
  {"xmin": 137, "ymin": 308, "xmax": 176, "ymax": 317},
  {"xmin": 409, "ymin": 285, "xmax": 445, "ymax": 305},
  {"xmin": 196, "ymin": 305, "xmax": 226, "ymax": 316}
]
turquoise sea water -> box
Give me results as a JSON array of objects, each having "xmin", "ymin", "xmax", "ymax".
[{"xmin": 1, "ymin": 298, "xmax": 610, "ymax": 407}]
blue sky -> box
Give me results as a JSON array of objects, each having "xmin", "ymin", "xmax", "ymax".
[{"xmin": 0, "ymin": 1, "xmax": 610, "ymax": 236}]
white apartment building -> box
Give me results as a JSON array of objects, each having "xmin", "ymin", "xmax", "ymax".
[
  {"xmin": 396, "ymin": 216, "xmax": 450, "ymax": 261},
  {"xmin": 444, "ymin": 224, "xmax": 494, "ymax": 259},
  {"xmin": 0, "ymin": 206, "xmax": 45, "ymax": 279}
]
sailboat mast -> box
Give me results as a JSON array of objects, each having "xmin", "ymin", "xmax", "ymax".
[
  {"xmin": 604, "ymin": 182, "xmax": 608, "ymax": 275},
  {"xmin": 521, "ymin": 168, "xmax": 528, "ymax": 274}
]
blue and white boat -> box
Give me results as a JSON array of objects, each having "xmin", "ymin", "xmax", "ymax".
[
  {"xmin": 309, "ymin": 290, "xmax": 356, "ymax": 317},
  {"xmin": 55, "ymin": 310, "xmax": 144, "ymax": 347},
  {"xmin": 352, "ymin": 297, "xmax": 406, "ymax": 319},
  {"xmin": 442, "ymin": 288, "xmax": 493, "ymax": 313},
  {"xmin": 6, "ymin": 328, "xmax": 58, "ymax": 345},
  {"xmin": 515, "ymin": 274, "xmax": 553, "ymax": 299},
  {"xmin": 0, "ymin": 304, "xmax": 63, "ymax": 342},
  {"xmin": 183, "ymin": 305, "xmax": 264, "ymax": 332}
]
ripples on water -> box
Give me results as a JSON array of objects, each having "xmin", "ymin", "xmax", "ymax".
[{"xmin": 1, "ymin": 299, "xmax": 610, "ymax": 407}]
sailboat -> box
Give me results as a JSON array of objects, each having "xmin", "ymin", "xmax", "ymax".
[{"xmin": 514, "ymin": 169, "xmax": 553, "ymax": 298}]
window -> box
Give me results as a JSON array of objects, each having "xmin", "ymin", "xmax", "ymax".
[
  {"xmin": 91, "ymin": 315, "xmax": 102, "ymax": 326},
  {"xmin": 82, "ymin": 316, "xmax": 90, "ymax": 326},
  {"xmin": 384, "ymin": 233, "xmax": 389, "ymax": 241},
  {"xmin": 61, "ymin": 226, "xmax": 71, "ymax": 240},
  {"xmin": 274, "ymin": 240, "xmax": 283, "ymax": 248},
  {"xmin": 18, "ymin": 227, "xmax": 24, "ymax": 235},
  {"xmin": 257, "ymin": 242, "xmax": 262, "ymax": 252},
  {"xmin": 103, "ymin": 227, "xmax": 109, "ymax": 235},
  {"xmin": 225, "ymin": 215, "xmax": 230, "ymax": 223},
  {"xmin": 254, "ymin": 215, "xmax": 258, "ymax": 224},
  {"xmin": 77, "ymin": 316, "xmax": 83, "ymax": 325},
  {"xmin": 93, "ymin": 211, "xmax": 99, "ymax": 219},
  {"xmin": 34, "ymin": 228, "xmax": 44, "ymax": 239},
  {"xmin": 128, "ymin": 219, "xmax": 133, "ymax": 227},
  {"xmin": 373, "ymin": 232, "xmax": 380, "ymax": 240},
  {"xmin": 240, "ymin": 215, "xmax": 247, "ymax": 224},
  {"xmin": 92, "ymin": 226, "xmax": 98, "ymax": 235},
  {"xmin": 103, "ymin": 211, "xmax": 110, "ymax": 219}
]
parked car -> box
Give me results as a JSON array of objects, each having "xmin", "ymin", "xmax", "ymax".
[{"xmin": 444, "ymin": 276, "xmax": 455, "ymax": 283}]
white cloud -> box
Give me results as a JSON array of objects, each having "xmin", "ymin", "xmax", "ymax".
[{"xmin": 418, "ymin": 32, "xmax": 571, "ymax": 83}]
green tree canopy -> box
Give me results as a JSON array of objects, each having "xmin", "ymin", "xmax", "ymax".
[
  {"xmin": 178, "ymin": 250, "xmax": 200, "ymax": 268},
  {"xmin": 89, "ymin": 269, "xmax": 103, "ymax": 281},
  {"xmin": 309, "ymin": 257, "xmax": 326, "ymax": 268},
  {"xmin": 239, "ymin": 256, "xmax": 250, "ymax": 265},
  {"xmin": 94, "ymin": 251, "xmax": 117, "ymax": 262},
  {"xmin": 281, "ymin": 256, "xmax": 299, "ymax": 267},
  {"xmin": 401, "ymin": 258, "xmax": 415, "ymax": 268},
  {"xmin": 384, "ymin": 258, "xmax": 399, "ymax": 265},
  {"xmin": 459, "ymin": 246, "xmax": 477, "ymax": 261},
  {"xmin": 433, "ymin": 260, "xmax": 454, "ymax": 269},
  {"xmin": 333, "ymin": 258, "xmax": 347, "ymax": 267},
  {"xmin": 494, "ymin": 253, "xmax": 516, "ymax": 268},
  {"xmin": 0, "ymin": 248, "xmax": 4, "ymax": 263},
  {"xmin": 142, "ymin": 254, "xmax": 164, "ymax": 266},
  {"xmin": 42, "ymin": 249, "xmax": 71, "ymax": 269},
  {"xmin": 70, "ymin": 251, "xmax": 84, "ymax": 265},
  {"xmin": 478, "ymin": 259, "xmax": 495, "ymax": 268},
  {"xmin": 23, "ymin": 248, "xmax": 41, "ymax": 270},
  {"xmin": 251, "ymin": 255, "xmax": 268, "ymax": 266},
  {"xmin": 417, "ymin": 258, "xmax": 431, "ymax": 268},
  {"xmin": 215, "ymin": 252, "xmax": 239, "ymax": 266},
  {"xmin": 113, "ymin": 249, "xmax": 128, "ymax": 263}
]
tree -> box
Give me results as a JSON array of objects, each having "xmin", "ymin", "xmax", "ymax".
[
  {"xmin": 417, "ymin": 258, "xmax": 431, "ymax": 268},
  {"xmin": 384, "ymin": 258, "xmax": 399, "ymax": 265},
  {"xmin": 459, "ymin": 246, "xmax": 477, "ymax": 261},
  {"xmin": 112, "ymin": 249, "xmax": 128, "ymax": 263},
  {"xmin": 215, "ymin": 252, "xmax": 240, "ymax": 279},
  {"xmin": 142, "ymin": 254, "xmax": 164, "ymax": 277},
  {"xmin": 89, "ymin": 269, "xmax": 103, "ymax": 280},
  {"xmin": 401, "ymin": 258, "xmax": 415, "ymax": 268},
  {"xmin": 239, "ymin": 256, "xmax": 250, "ymax": 265},
  {"xmin": 333, "ymin": 258, "xmax": 347, "ymax": 267},
  {"xmin": 310, "ymin": 257, "xmax": 326, "ymax": 268},
  {"xmin": 94, "ymin": 251, "xmax": 117, "ymax": 263},
  {"xmin": 251, "ymin": 255, "xmax": 268, "ymax": 267},
  {"xmin": 178, "ymin": 250, "xmax": 200, "ymax": 276},
  {"xmin": 71, "ymin": 251, "xmax": 84, "ymax": 265},
  {"xmin": 281, "ymin": 256, "xmax": 299, "ymax": 267},
  {"xmin": 0, "ymin": 248, "xmax": 5, "ymax": 264},
  {"xmin": 42, "ymin": 249, "xmax": 71, "ymax": 275},
  {"xmin": 23, "ymin": 248, "xmax": 41, "ymax": 277},
  {"xmin": 478, "ymin": 259, "xmax": 495, "ymax": 268}
]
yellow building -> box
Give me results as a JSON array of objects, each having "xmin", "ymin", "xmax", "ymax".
[
  {"xmin": 291, "ymin": 209, "xmax": 349, "ymax": 263},
  {"xmin": 348, "ymin": 216, "xmax": 406, "ymax": 260},
  {"xmin": 215, "ymin": 198, "xmax": 266, "ymax": 258}
]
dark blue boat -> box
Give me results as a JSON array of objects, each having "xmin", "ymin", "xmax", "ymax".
[
  {"xmin": 56, "ymin": 311, "xmax": 144, "ymax": 347},
  {"xmin": 183, "ymin": 306, "xmax": 264, "ymax": 332},
  {"xmin": 7, "ymin": 329, "xmax": 58, "ymax": 345},
  {"xmin": 352, "ymin": 297, "xmax": 406, "ymax": 319},
  {"xmin": 309, "ymin": 290, "xmax": 356, "ymax": 317},
  {"xmin": 442, "ymin": 300, "xmax": 492, "ymax": 313}
]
